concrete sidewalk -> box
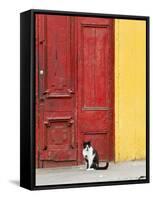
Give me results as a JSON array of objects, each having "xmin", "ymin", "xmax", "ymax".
[{"xmin": 36, "ymin": 160, "xmax": 146, "ymax": 186}]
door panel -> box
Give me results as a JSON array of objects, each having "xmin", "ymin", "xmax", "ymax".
[
  {"xmin": 76, "ymin": 17, "xmax": 114, "ymax": 162},
  {"xmin": 45, "ymin": 16, "xmax": 72, "ymax": 96},
  {"xmin": 40, "ymin": 116, "xmax": 76, "ymax": 161},
  {"xmin": 36, "ymin": 14, "xmax": 77, "ymax": 167},
  {"xmin": 82, "ymin": 26, "xmax": 110, "ymax": 108}
]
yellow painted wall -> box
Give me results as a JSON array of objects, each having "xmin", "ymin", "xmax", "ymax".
[{"xmin": 115, "ymin": 19, "xmax": 146, "ymax": 161}]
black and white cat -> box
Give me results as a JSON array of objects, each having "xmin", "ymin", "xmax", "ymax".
[{"xmin": 83, "ymin": 141, "xmax": 109, "ymax": 170}]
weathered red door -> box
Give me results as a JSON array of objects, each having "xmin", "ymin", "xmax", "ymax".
[
  {"xmin": 36, "ymin": 15, "xmax": 77, "ymax": 168},
  {"xmin": 36, "ymin": 14, "xmax": 114, "ymax": 168},
  {"xmin": 76, "ymin": 17, "xmax": 114, "ymax": 163}
]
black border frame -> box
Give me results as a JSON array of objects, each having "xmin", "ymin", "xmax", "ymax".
[{"xmin": 20, "ymin": 9, "xmax": 150, "ymax": 190}]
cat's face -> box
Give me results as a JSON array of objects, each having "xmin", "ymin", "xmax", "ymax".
[{"xmin": 83, "ymin": 141, "xmax": 91, "ymax": 149}]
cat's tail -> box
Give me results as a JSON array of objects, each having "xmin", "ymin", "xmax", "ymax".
[{"xmin": 95, "ymin": 162, "xmax": 109, "ymax": 170}]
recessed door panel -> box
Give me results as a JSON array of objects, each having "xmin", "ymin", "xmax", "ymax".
[{"xmin": 82, "ymin": 26, "xmax": 110, "ymax": 108}]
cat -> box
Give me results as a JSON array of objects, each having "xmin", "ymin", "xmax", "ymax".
[{"xmin": 82, "ymin": 141, "xmax": 109, "ymax": 170}]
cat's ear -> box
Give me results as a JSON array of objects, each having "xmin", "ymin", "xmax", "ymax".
[
  {"xmin": 88, "ymin": 141, "xmax": 91, "ymax": 146},
  {"xmin": 83, "ymin": 142, "xmax": 86, "ymax": 148}
]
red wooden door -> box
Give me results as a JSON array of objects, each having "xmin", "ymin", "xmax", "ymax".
[
  {"xmin": 76, "ymin": 17, "xmax": 114, "ymax": 163},
  {"xmin": 36, "ymin": 15, "xmax": 77, "ymax": 168},
  {"xmin": 36, "ymin": 15, "xmax": 114, "ymax": 168}
]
